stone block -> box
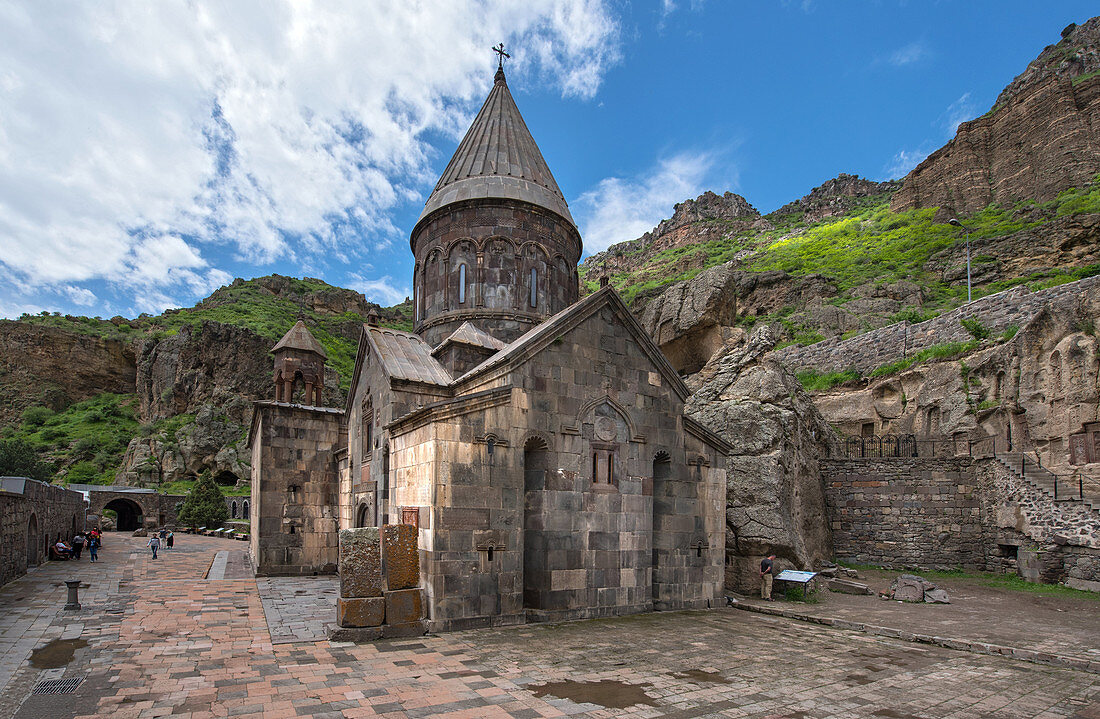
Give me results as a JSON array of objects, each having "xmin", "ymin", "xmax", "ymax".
[
  {"xmin": 337, "ymin": 597, "xmax": 385, "ymax": 628},
  {"xmin": 339, "ymin": 528, "xmax": 383, "ymax": 598},
  {"xmin": 384, "ymin": 587, "xmax": 424, "ymax": 624},
  {"xmin": 382, "ymin": 620, "xmax": 427, "ymax": 638},
  {"xmin": 382, "ymin": 524, "xmax": 420, "ymax": 590},
  {"xmin": 329, "ymin": 626, "xmax": 383, "ymax": 642}
]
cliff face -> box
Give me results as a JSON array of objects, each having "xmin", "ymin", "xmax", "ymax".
[
  {"xmin": 892, "ymin": 19, "xmax": 1100, "ymax": 215},
  {"xmin": 0, "ymin": 321, "xmax": 136, "ymax": 426},
  {"xmin": 776, "ymin": 174, "xmax": 900, "ymax": 222},
  {"xmin": 580, "ymin": 190, "xmax": 762, "ymax": 285},
  {"xmin": 685, "ymin": 325, "xmax": 838, "ymax": 591}
]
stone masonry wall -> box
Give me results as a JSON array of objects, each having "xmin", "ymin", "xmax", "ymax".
[
  {"xmin": 822, "ymin": 457, "xmax": 984, "ymax": 569},
  {"xmin": 0, "ymin": 479, "xmax": 87, "ymax": 587},
  {"xmin": 775, "ymin": 275, "xmax": 1100, "ymax": 374}
]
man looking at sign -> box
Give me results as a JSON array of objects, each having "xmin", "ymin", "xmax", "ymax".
[{"xmin": 760, "ymin": 554, "xmax": 776, "ymax": 601}]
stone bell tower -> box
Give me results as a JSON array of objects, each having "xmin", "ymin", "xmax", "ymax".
[
  {"xmin": 409, "ymin": 57, "xmax": 582, "ymax": 347},
  {"xmin": 272, "ymin": 320, "xmax": 327, "ymax": 405}
]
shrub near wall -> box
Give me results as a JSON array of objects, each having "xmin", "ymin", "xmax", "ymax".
[{"xmin": 822, "ymin": 457, "xmax": 984, "ymax": 569}]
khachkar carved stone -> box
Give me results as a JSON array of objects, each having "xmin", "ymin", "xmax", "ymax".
[
  {"xmin": 332, "ymin": 524, "xmax": 426, "ymax": 641},
  {"xmin": 382, "ymin": 523, "xmax": 419, "ymax": 591},
  {"xmin": 338, "ymin": 527, "xmax": 383, "ymax": 598}
]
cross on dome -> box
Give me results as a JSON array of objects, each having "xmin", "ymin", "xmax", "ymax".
[{"xmin": 493, "ymin": 43, "xmax": 510, "ymax": 69}]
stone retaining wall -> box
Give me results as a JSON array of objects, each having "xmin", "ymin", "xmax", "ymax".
[
  {"xmin": 822, "ymin": 457, "xmax": 985, "ymax": 569},
  {"xmin": 0, "ymin": 478, "xmax": 87, "ymax": 587},
  {"xmin": 776, "ymin": 274, "xmax": 1100, "ymax": 374}
]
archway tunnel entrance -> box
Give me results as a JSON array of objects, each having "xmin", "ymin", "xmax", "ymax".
[{"xmin": 103, "ymin": 498, "xmax": 144, "ymax": 532}]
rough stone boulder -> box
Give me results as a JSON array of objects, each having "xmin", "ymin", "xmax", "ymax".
[
  {"xmin": 685, "ymin": 324, "xmax": 838, "ymax": 594},
  {"xmin": 889, "ymin": 574, "xmax": 950, "ymax": 603}
]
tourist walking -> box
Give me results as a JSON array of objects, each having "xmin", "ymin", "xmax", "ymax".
[
  {"xmin": 166, "ymin": 530, "xmax": 174, "ymax": 549},
  {"xmin": 760, "ymin": 554, "xmax": 776, "ymax": 601},
  {"xmin": 71, "ymin": 532, "xmax": 85, "ymax": 560},
  {"xmin": 88, "ymin": 534, "xmax": 99, "ymax": 563},
  {"xmin": 148, "ymin": 534, "xmax": 161, "ymax": 560}
]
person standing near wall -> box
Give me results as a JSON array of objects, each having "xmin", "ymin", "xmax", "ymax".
[
  {"xmin": 760, "ymin": 554, "xmax": 776, "ymax": 601},
  {"xmin": 166, "ymin": 530, "xmax": 174, "ymax": 550},
  {"xmin": 71, "ymin": 533, "xmax": 85, "ymax": 560},
  {"xmin": 148, "ymin": 534, "xmax": 160, "ymax": 560},
  {"xmin": 88, "ymin": 534, "xmax": 99, "ymax": 563}
]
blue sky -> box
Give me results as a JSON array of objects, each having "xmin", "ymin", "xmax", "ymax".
[{"xmin": 0, "ymin": 2, "xmax": 1094, "ymax": 319}]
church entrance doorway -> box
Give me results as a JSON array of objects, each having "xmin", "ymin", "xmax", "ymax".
[
  {"xmin": 103, "ymin": 498, "xmax": 144, "ymax": 531},
  {"xmin": 522, "ymin": 436, "xmax": 550, "ymax": 610},
  {"xmin": 651, "ymin": 452, "xmax": 672, "ymax": 602},
  {"xmin": 26, "ymin": 514, "xmax": 38, "ymax": 567},
  {"xmin": 356, "ymin": 504, "xmax": 370, "ymax": 528}
]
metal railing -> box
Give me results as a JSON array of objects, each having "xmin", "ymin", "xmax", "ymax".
[{"xmin": 829, "ymin": 433, "xmax": 1086, "ymax": 501}]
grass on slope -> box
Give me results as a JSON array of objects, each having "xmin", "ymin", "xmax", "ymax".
[
  {"xmin": 585, "ymin": 174, "xmax": 1100, "ymax": 317},
  {"xmin": 0, "ymin": 394, "xmax": 140, "ymax": 485}
]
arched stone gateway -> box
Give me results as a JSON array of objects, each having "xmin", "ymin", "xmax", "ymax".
[{"xmin": 102, "ymin": 498, "xmax": 144, "ymax": 532}]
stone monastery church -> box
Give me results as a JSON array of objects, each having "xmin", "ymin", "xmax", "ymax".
[{"xmin": 249, "ymin": 60, "xmax": 730, "ymax": 631}]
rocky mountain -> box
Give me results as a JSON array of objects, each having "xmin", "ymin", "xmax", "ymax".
[
  {"xmin": 0, "ymin": 276, "xmax": 409, "ymax": 489},
  {"xmin": 892, "ymin": 19, "xmax": 1100, "ymax": 215}
]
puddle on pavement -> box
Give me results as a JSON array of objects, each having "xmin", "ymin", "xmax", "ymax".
[
  {"xmin": 30, "ymin": 638, "xmax": 88, "ymax": 668},
  {"xmin": 528, "ymin": 679, "xmax": 658, "ymax": 709},
  {"xmin": 671, "ymin": 669, "xmax": 732, "ymax": 684}
]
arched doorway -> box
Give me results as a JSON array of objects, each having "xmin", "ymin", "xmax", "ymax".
[
  {"xmin": 522, "ymin": 436, "xmax": 550, "ymax": 610},
  {"xmin": 243, "ymin": 500, "xmax": 249, "ymax": 519},
  {"xmin": 231, "ymin": 501, "xmax": 238, "ymax": 518},
  {"xmin": 356, "ymin": 503, "xmax": 370, "ymax": 528},
  {"xmin": 103, "ymin": 498, "xmax": 144, "ymax": 531},
  {"xmin": 26, "ymin": 514, "xmax": 38, "ymax": 567}
]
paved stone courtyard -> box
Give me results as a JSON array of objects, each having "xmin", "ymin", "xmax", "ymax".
[{"xmin": 0, "ymin": 535, "xmax": 1097, "ymax": 719}]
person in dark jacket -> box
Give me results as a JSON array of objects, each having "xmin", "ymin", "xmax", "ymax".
[{"xmin": 760, "ymin": 554, "xmax": 776, "ymax": 601}]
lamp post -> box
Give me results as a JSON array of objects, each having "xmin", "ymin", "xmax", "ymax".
[{"xmin": 949, "ymin": 218, "xmax": 971, "ymax": 303}]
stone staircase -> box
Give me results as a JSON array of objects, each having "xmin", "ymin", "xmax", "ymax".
[{"xmin": 995, "ymin": 452, "xmax": 1100, "ymax": 513}]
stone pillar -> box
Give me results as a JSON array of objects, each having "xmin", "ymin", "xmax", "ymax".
[
  {"xmin": 332, "ymin": 524, "xmax": 425, "ymax": 641},
  {"xmin": 335, "ymin": 528, "xmax": 385, "ymax": 636}
]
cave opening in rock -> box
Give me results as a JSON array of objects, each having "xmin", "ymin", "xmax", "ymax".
[{"xmin": 214, "ymin": 471, "xmax": 238, "ymax": 487}]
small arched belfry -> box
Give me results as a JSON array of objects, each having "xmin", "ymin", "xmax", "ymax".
[
  {"xmin": 272, "ymin": 320, "xmax": 327, "ymax": 406},
  {"xmin": 250, "ymin": 52, "xmax": 730, "ymax": 629}
]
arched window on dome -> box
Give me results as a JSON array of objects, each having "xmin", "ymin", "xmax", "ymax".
[
  {"xmin": 529, "ymin": 267, "xmax": 537, "ymax": 308},
  {"xmin": 458, "ymin": 263, "xmax": 467, "ymax": 304}
]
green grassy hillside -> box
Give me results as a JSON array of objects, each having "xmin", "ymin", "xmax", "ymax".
[{"xmin": 583, "ymin": 174, "xmax": 1100, "ymax": 314}]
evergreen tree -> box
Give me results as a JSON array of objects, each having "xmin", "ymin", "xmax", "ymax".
[
  {"xmin": 178, "ymin": 472, "xmax": 229, "ymax": 528},
  {"xmin": 0, "ymin": 438, "xmax": 54, "ymax": 482}
]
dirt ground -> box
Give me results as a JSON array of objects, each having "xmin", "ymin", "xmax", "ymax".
[{"xmin": 738, "ymin": 567, "xmax": 1100, "ymax": 663}]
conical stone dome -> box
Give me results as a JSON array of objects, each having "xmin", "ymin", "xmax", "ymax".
[
  {"xmin": 415, "ymin": 67, "xmax": 575, "ymax": 230},
  {"xmin": 410, "ymin": 64, "xmax": 582, "ymax": 349}
]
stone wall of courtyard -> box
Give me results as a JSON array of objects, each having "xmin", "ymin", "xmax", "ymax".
[
  {"xmin": 821, "ymin": 457, "xmax": 985, "ymax": 569},
  {"xmin": 0, "ymin": 478, "xmax": 87, "ymax": 587}
]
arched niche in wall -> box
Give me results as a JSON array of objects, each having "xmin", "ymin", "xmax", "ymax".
[
  {"xmin": 519, "ymin": 241, "xmax": 550, "ymax": 312},
  {"xmin": 482, "ymin": 236, "xmax": 516, "ymax": 309},
  {"xmin": 448, "ymin": 239, "xmax": 477, "ymax": 310}
]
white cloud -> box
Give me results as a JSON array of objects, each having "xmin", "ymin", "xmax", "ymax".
[
  {"xmin": 63, "ymin": 285, "xmax": 97, "ymax": 307},
  {"xmin": 889, "ymin": 42, "xmax": 926, "ymax": 67},
  {"xmin": 940, "ymin": 92, "xmax": 976, "ymax": 136},
  {"xmin": 0, "ymin": 1, "xmax": 620, "ymax": 311},
  {"xmin": 347, "ymin": 274, "xmax": 409, "ymax": 306},
  {"xmin": 884, "ymin": 146, "xmax": 933, "ymax": 180},
  {"xmin": 573, "ymin": 151, "xmax": 721, "ymax": 254}
]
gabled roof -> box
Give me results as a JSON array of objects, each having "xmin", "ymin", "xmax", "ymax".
[
  {"xmin": 453, "ymin": 286, "xmax": 692, "ymax": 401},
  {"xmin": 364, "ymin": 326, "xmax": 452, "ymax": 386},
  {"xmin": 414, "ymin": 67, "xmax": 575, "ymax": 231},
  {"xmin": 431, "ymin": 321, "xmax": 506, "ymax": 356},
  {"xmin": 272, "ymin": 320, "xmax": 328, "ymax": 360}
]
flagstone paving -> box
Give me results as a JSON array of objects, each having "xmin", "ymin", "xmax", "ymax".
[{"xmin": 0, "ymin": 534, "xmax": 1097, "ymax": 718}]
